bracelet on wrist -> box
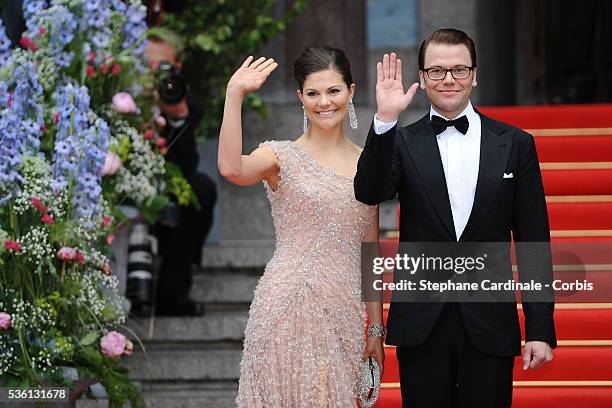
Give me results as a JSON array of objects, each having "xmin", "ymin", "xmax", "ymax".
[{"xmin": 367, "ymin": 323, "xmax": 386, "ymax": 338}]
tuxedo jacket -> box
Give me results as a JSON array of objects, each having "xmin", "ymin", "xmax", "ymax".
[{"xmin": 354, "ymin": 113, "xmax": 557, "ymax": 357}]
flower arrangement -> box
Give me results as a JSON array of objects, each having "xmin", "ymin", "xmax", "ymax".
[{"xmin": 0, "ymin": 0, "xmax": 197, "ymax": 406}]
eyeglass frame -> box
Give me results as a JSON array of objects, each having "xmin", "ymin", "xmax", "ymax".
[{"xmin": 421, "ymin": 65, "xmax": 476, "ymax": 80}]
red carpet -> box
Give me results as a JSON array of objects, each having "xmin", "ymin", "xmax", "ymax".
[
  {"xmin": 378, "ymin": 387, "xmax": 612, "ymax": 408},
  {"xmin": 380, "ymin": 308, "xmax": 612, "ymax": 340},
  {"xmin": 542, "ymin": 169, "xmax": 612, "ymax": 196},
  {"xmin": 380, "ymin": 345, "xmax": 612, "ymax": 382},
  {"xmin": 532, "ymin": 135, "xmax": 612, "ymax": 163},
  {"xmin": 547, "ymin": 202, "xmax": 612, "ymax": 230},
  {"xmin": 374, "ymin": 104, "xmax": 612, "ymax": 407}
]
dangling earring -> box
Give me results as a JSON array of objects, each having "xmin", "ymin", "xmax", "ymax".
[
  {"xmin": 348, "ymin": 100, "xmax": 358, "ymax": 129},
  {"xmin": 303, "ymin": 105, "xmax": 309, "ymax": 134}
]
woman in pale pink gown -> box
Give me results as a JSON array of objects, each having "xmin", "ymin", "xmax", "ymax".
[{"xmin": 218, "ymin": 46, "xmax": 385, "ymax": 407}]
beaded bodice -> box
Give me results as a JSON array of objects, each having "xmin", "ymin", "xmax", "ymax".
[{"xmin": 261, "ymin": 140, "xmax": 375, "ymax": 258}]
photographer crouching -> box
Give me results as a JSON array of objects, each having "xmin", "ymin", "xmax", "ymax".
[{"xmin": 144, "ymin": 27, "xmax": 217, "ymax": 316}]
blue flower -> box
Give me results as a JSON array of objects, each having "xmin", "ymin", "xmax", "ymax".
[
  {"xmin": 51, "ymin": 82, "xmax": 109, "ymax": 226},
  {"xmin": 28, "ymin": 4, "xmax": 78, "ymax": 68},
  {"xmin": 0, "ymin": 51, "xmax": 44, "ymax": 204},
  {"xmin": 55, "ymin": 51, "xmax": 75, "ymax": 68},
  {"xmin": 23, "ymin": 0, "xmax": 49, "ymax": 36},
  {"xmin": 0, "ymin": 20, "xmax": 12, "ymax": 67},
  {"xmin": 91, "ymin": 29, "xmax": 112, "ymax": 49},
  {"xmin": 109, "ymin": 0, "xmax": 127, "ymax": 13},
  {"xmin": 122, "ymin": 2, "xmax": 147, "ymax": 56}
]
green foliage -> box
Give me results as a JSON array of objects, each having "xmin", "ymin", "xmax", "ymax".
[
  {"xmin": 164, "ymin": 162, "xmax": 200, "ymax": 208},
  {"xmin": 151, "ymin": 0, "xmax": 307, "ymax": 139}
]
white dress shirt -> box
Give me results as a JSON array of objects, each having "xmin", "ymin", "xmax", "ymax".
[{"xmin": 373, "ymin": 102, "xmax": 482, "ymax": 240}]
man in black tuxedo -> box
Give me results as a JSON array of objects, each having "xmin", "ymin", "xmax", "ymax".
[{"xmin": 355, "ymin": 29, "xmax": 556, "ymax": 407}]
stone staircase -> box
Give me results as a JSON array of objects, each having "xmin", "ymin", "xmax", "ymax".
[{"xmin": 78, "ymin": 266, "xmax": 262, "ymax": 408}]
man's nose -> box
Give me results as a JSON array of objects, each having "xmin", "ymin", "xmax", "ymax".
[{"xmin": 442, "ymin": 70, "xmax": 455, "ymax": 84}]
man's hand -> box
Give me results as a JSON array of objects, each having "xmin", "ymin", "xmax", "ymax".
[
  {"xmin": 522, "ymin": 341, "xmax": 554, "ymax": 370},
  {"xmin": 375, "ymin": 53, "xmax": 419, "ymax": 123}
]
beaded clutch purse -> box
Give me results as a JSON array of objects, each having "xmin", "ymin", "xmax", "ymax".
[{"xmin": 358, "ymin": 356, "xmax": 381, "ymax": 408}]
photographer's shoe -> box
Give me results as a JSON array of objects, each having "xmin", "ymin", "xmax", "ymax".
[{"xmin": 155, "ymin": 299, "xmax": 205, "ymax": 316}]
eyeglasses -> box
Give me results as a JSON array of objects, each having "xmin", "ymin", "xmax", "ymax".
[{"xmin": 422, "ymin": 65, "xmax": 475, "ymax": 80}]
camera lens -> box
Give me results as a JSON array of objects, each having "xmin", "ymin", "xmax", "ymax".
[{"xmin": 156, "ymin": 61, "xmax": 187, "ymax": 105}]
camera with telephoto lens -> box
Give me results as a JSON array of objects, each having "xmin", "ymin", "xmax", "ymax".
[
  {"xmin": 126, "ymin": 223, "xmax": 156, "ymax": 316},
  {"xmin": 156, "ymin": 61, "xmax": 188, "ymax": 105}
]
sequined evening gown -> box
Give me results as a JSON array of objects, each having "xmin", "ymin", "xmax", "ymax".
[{"xmin": 235, "ymin": 140, "xmax": 377, "ymax": 407}]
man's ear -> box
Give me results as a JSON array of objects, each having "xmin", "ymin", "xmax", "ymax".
[
  {"xmin": 419, "ymin": 71, "xmax": 426, "ymax": 89},
  {"xmin": 472, "ymin": 68, "xmax": 477, "ymax": 87}
]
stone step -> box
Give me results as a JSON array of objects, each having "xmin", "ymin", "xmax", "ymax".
[
  {"xmin": 77, "ymin": 382, "xmax": 239, "ymax": 408},
  {"xmin": 189, "ymin": 269, "xmax": 262, "ymax": 304},
  {"xmin": 127, "ymin": 310, "xmax": 248, "ymax": 343},
  {"xmin": 120, "ymin": 346, "xmax": 242, "ymax": 382}
]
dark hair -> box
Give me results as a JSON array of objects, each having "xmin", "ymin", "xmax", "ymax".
[
  {"xmin": 293, "ymin": 46, "xmax": 353, "ymax": 91},
  {"xmin": 418, "ymin": 28, "xmax": 477, "ymax": 70}
]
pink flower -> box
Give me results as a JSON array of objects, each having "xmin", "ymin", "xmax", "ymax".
[
  {"xmin": 155, "ymin": 116, "xmax": 166, "ymax": 128},
  {"xmin": 124, "ymin": 339, "xmax": 134, "ymax": 356},
  {"xmin": 41, "ymin": 214, "xmax": 54, "ymax": 224},
  {"xmin": 31, "ymin": 196, "xmax": 41, "ymax": 209},
  {"xmin": 74, "ymin": 251, "xmax": 84, "ymax": 265},
  {"xmin": 100, "ymin": 64, "xmax": 109, "ymax": 75},
  {"xmin": 102, "ymin": 216, "xmax": 112, "ymax": 228},
  {"xmin": 100, "ymin": 331, "xmax": 126, "ymax": 358},
  {"xmin": 19, "ymin": 37, "xmax": 37, "ymax": 51},
  {"xmin": 159, "ymin": 146, "xmax": 168, "ymax": 155},
  {"xmin": 38, "ymin": 27, "xmax": 46, "ymax": 36},
  {"xmin": 57, "ymin": 247, "xmax": 76, "ymax": 261},
  {"xmin": 0, "ymin": 312, "xmax": 11, "ymax": 331},
  {"xmin": 86, "ymin": 65, "xmax": 95, "ymax": 78},
  {"xmin": 5, "ymin": 240, "xmax": 21, "ymax": 253},
  {"xmin": 155, "ymin": 137, "xmax": 166, "ymax": 147},
  {"xmin": 143, "ymin": 129, "xmax": 155, "ymax": 140},
  {"xmin": 101, "ymin": 263, "xmax": 112, "ymax": 275},
  {"xmin": 106, "ymin": 234, "xmax": 115, "ymax": 246},
  {"xmin": 88, "ymin": 51, "xmax": 96, "ymax": 62},
  {"xmin": 111, "ymin": 64, "xmax": 121, "ymax": 76},
  {"xmin": 54, "ymin": 112, "xmax": 59, "ymax": 124},
  {"xmin": 111, "ymin": 92, "xmax": 137, "ymax": 114},
  {"xmin": 102, "ymin": 151, "xmax": 121, "ymax": 175}
]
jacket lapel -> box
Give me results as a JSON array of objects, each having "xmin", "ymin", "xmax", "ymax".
[
  {"xmin": 402, "ymin": 115, "xmax": 457, "ymax": 241},
  {"xmin": 459, "ymin": 114, "xmax": 512, "ymax": 241}
]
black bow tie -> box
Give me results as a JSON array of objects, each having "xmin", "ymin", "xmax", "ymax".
[{"xmin": 431, "ymin": 115, "xmax": 469, "ymax": 135}]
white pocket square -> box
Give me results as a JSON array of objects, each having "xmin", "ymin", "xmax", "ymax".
[{"xmin": 503, "ymin": 172, "xmax": 514, "ymax": 179}]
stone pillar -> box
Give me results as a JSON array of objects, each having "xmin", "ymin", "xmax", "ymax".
[
  {"xmin": 283, "ymin": 0, "xmax": 368, "ymax": 104},
  {"xmin": 417, "ymin": 0, "xmax": 480, "ymax": 104},
  {"xmin": 476, "ymin": 0, "xmax": 517, "ymax": 105}
]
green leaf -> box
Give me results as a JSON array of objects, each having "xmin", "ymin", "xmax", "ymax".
[
  {"xmin": 194, "ymin": 34, "xmax": 217, "ymax": 51},
  {"xmin": 0, "ymin": 373, "xmax": 22, "ymax": 388},
  {"xmin": 80, "ymin": 331, "xmax": 99, "ymax": 346}
]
